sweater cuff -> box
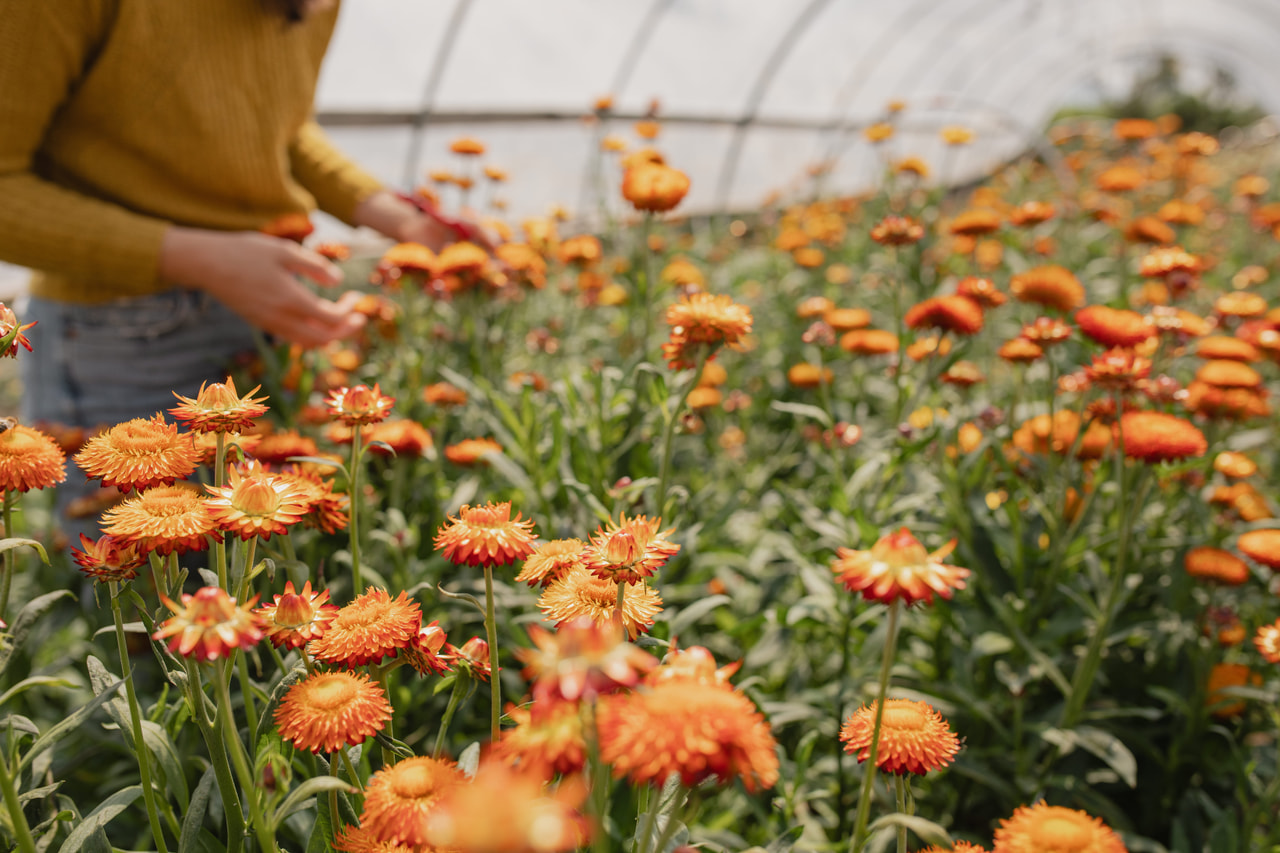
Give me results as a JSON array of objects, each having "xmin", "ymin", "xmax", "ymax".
[{"xmin": 289, "ymin": 122, "xmax": 386, "ymax": 226}]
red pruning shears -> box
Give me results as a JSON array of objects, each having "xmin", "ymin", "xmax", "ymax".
[{"xmin": 397, "ymin": 192, "xmax": 489, "ymax": 246}]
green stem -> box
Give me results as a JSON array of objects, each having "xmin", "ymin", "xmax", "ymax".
[
  {"xmin": 584, "ymin": 700, "xmax": 609, "ymax": 853},
  {"xmin": 110, "ymin": 583, "xmax": 170, "ymax": 853},
  {"xmin": 348, "ymin": 430, "xmax": 364, "ymax": 597},
  {"xmin": 635, "ymin": 780, "xmax": 664, "ymax": 853},
  {"xmin": 184, "ymin": 659, "xmax": 245, "ymax": 853},
  {"xmin": 236, "ymin": 652, "xmax": 259, "ymax": 757},
  {"xmin": 214, "ymin": 659, "xmax": 279, "ymax": 853},
  {"xmin": 483, "ymin": 564, "xmax": 501, "ymax": 741},
  {"xmin": 0, "ymin": 490, "xmax": 13, "ymax": 620},
  {"xmin": 339, "ymin": 747, "xmax": 364, "ymax": 792},
  {"xmin": 0, "ymin": 751, "xmax": 36, "ymax": 853},
  {"xmin": 433, "ymin": 673, "xmax": 470, "ymax": 758},
  {"xmin": 654, "ymin": 352, "xmax": 709, "ymax": 518},
  {"xmin": 894, "ymin": 776, "xmax": 907, "ymax": 853},
  {"xmin": 329, "ymin": 753, "xmax": 341, "ymax": 843},
  {"xmin": 235, "ymin": 538, "xmax": 258, "ymax": 606},
  {"xmin": 850, "ymin": 599, "xmax": 902, "ymax": 853}
]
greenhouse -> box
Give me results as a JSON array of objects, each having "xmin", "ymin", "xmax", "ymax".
[{"xmin": 0, "ymin": 0, "xmax": 1278, "ymax": 852}]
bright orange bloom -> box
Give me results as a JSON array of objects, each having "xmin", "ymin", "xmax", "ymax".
[
  {"xmin": 332, "ymin": 825, "xmax": 413, "ymax": 853},
  {"xmin": 493, "ymin": 699, "xmax": 587, "ymax": 780},
  {"xmin": 825, "ymin": 307, "xmax": 873, "ymax": 332},
  {"xmin": 153, "ymin": 587, "xmax": 264, "ymax": 662},
  {"xmin": 1207, "ymin": 662, "xmax": 1259, "ymax": 718},
  {"xmin": 424, "ymin": 761, "xmax": 589, "ymax": 853},
  {"xmin": 870, "ymin": 215, "xmax": 924, "ymax": 246},
  {"xmin": 444, "ymin": 636, "xmax": 492, "ymax": 682},
  {"xmin": 74, "ymin": 414, "xmax": 199, "ymax": 492},
  {"xmin": 517, "ymin": 618, "xmax": 656, "ymax": 704},
  {"xmin": 250, "ymin": 429, "xmax": 320, "ymax": 466},
  {"xmin": 621, "ymin": 163, "xmax": 690, "ymax": 213},
  {"xmin": 1009, "ymin": 266, "xmax": 1085, "ymax": 312},
  {"xmin": 1213, "ymin": 451, "xmax": 1257, "ymax": 479},
  {"xmin": 169, "ymin": 377, "xmax": 269, "ymax": 434},
  {"xmin": 598, "ymin": 680, "xmax": 779, "ymax": 791},
  {"xmin": 941, "ymin": 361, "xmax": 984, "ymax": 386},
  {"xmin": 559, "ymin": 235, "xmax": 603, "ymax": 267},
  {"xmin": 274, "ymin": 465, "xmax": 348, "ymax": 534},
  {"xmin": 993, "ymin": 802, "xmax": 1126, "ymax": 853},
  {"xmin": 998, "ymin": 338, "xmax": 1044, "ymax": 364},
  {"xmin": 1183, "ymin": 381, "xmax": 1270, "ymax": 421},
  {"xmin": 1196, "ymin": 359, "xmax": 1262, "ymax": 389},
  {"xmin": 375, "ymin": 242, "xmax": 437, "ymax": 284},
  {"xmin": 361, "ymin": 757, "xmax": 463, "ymax": 848},
  {"xmin": 450, "ymin": 137, "xmax": 485, "ymax": 156},
  {"xmin": 71, "ymin": 533, "xmax": 146, "ymax": 583},
  {"xmin": 956, "ymin": 276, "xmax": 1007, "ymax": 308},
  {"xmin": 832, "ymin": 528, "xmax": 969, "ymax": 606},
  {"xmin": 435, "ymin": 242, "xmax": 490, "ymax": 281},
  {"xmin": 1184, "ymin": 547, "xmax": 1249, "ymax": 585},
  {"xmin": 539, "ymin": 564, "xmax": 662, "ymax": 640},
  {"xmin": 0, "ymin": 303, "xmax": 36, "ymax": 359},
  {"xmin": 1114, "ymin": 118, "xmax": 1157, "ymax": 140},
  {"xmin": 1008, "ymin": 201, "xmax": 1055, "ymax": 226},
  {"xmin": 1011, "ymin": 411, "xmax": 1111, "ymax": 460},
  {"xmin": 841, "ymin": 329, "xmax": 899, "ymax": 355},
  {"xmin": 1195, "ymin": 336, "xmax": 1260, "ymax": 362},
  {"xmin": 840, "ymin": 699, "xmax": 960, "ymax": 775},
  {"xmin": 949, "ymin": 208, "xmax": 1001, "ymax": 237},
  {"xmin": 402, "ymin": 621, "xmax": 452, "ymax": 677},
  {"xmin": 1085, "ymin": 348, "xmax": 1151, "ymax": 392},
  {"xmin": 309, "ymin": 588, "xmax": 422, "ymax": 667},
  {"xmin": 940, "ymin": 125, "xmax": 974, "ymax": 145},
  {"xmin": 1120, "ymin": 411, "xmax": 1206, "ymax": 463},
  {"xmin": 0, "ymin": 424, "xmax": 66, "ymax": 493},
  {"xmin": 1140, "ymin": 246, "xmax": 1200, "ymax": 279},
  {"xmin": 581, "ymin": 513, "xmax": 680, "ymax": 585},
  {"xmin": 905, "ymin": 295, "xmax": 984, "ymax": 336},
  {"xmin": 1255, "ymin": 620, "xmax": 1280, "ymax": 664},
  {"xmin": 1126, "ymin": 216, "xmax": 1175, "ymax": 245},
  {"xmin": 205, "ymin": 466, "xmax": 310, "ymax": 540},
  {"xmin": 422, "ymin": 382, "xmax": 468, "ymax": 408},
  {"xmin": 920, "ymin": 843, "xmax": 987, "ymax": 853},
  {"xmin": 1075, "ymin": 305, "xmax": 1153, "ymax": 348},
  {"xmin": 894, "ymin": 156, "xmax": 929, "ymax": 177},
  {"xmin": 515, "ymin": 539, "xmax": 586, "ymax": 588},
  {"xmin": 1237, "ymin": 529, "xmax": 1280, "ymax": 569},
  {"xmin": 101, "ymin": 484, "xmax": 215, "ymax": 555},
  {"xmin": 434, "ymin": 501, "xmax": 538, "ymax": 567},
  {"xmin": 274, "ymin": 670, "xmax": 392, "ymax": 754},
  {"xmin": 1020, "ymin": 316, "xmax": 1074, "ymax": 346},
  {"xmin": 326, "ymin": 384, "xmax": 395, "ymax": 427},
  {"xmin": 1158, "ymin": 198, "xmax": 1204, "ymax": 226},
  {"xmin": 364, "ymin": 420, "xmax": 433, "ymax": 457},
  {"xmin": 864, "ymin": 122, "xmax": 894, "ymax": 143},
  {"xmin": 662, "ymin": 293, "xmax": 753, "ymax": 370},
  {"xmin": 255, "ymin": 581, "xmax": 338, "ymax": 649},
  {"xmin": 444, "ymin": 437, "xmax": 502, "ymax": 465},
  {"xmin": 788, "ymin": 363, "xmax": 833, "ymax": 388},
  {"xmin": 1096, "ymin": 164, "xmax": 1144, "ymax": 192}
]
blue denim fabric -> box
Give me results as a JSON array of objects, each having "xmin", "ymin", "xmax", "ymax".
[{"xmin": 17, "ymin": 289, "xmax": 258, "ymax": 536}]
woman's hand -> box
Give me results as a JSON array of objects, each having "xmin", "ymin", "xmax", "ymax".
[
  {"xmin": 158, "ymin": 227, "xmax": 366, "ymax": 348},
  {"xmin": 354, "ymin": 189, "xmax": 495, "ymax": 251}
]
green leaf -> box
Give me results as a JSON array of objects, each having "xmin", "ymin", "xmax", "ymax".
[
  {"xmin": 180, "ymin": 769, "xmax": 216, "ymax": 853},
  {"xmin": 21, "ymin": 680, "xmax": 123, "ymax": 773},
  {"xmin": 56, "ymin": 785, "xmax": 141, "ymax": 853},
  {"xmin": 1040, "ymin": 726, "xmax": 1138, "ymax": 788},
  {"xmin": 271, "ymin": 776, "xmax": 355, "ymax": 830},
  {"xmin": 0, "ymin": 590, "xmax": 73, "ymax": 675},
  {"xmin": 769, "ymin": 400, "xmax": 832, "ymax": 427},
  {"xmin": 865, "ymin": 813, "xmax": 952, "ymax": 850},
  {"xmin": 0, "ymin": 537, "xmax": 49, "ymax": 562},
  {"xmin": 662, "ymin": 594, "xmax": 731, "ymax": 638},
  {"xmin": 0, "ymin": 676, "xmax": 73, "ymax": 707}
]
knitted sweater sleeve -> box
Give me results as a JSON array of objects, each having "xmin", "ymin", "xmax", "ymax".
[
  {"xmin": 288, "ymin": 120, "xmax": 386, "ymax": 227},
  {"xmin": 0, "ymin": 0, "xmax": 169, "ymax": 294}
]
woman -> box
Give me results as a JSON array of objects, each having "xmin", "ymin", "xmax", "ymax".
[{"xmin": 0, "ymin": 0, "xmax": 457, "ymax": 522}]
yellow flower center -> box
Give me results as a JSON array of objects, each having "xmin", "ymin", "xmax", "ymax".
[
  {"xmin": 274, "ymin": 593, "xmax": 313, "ymax": 629},
  {"xmin": 871, "ymin": 529, "xmax": 928, "ymax": 569},
  {"xmin": 391, "ymin": 764, "xmax": 439, "ymax": 800},
  {"xmin": 141, "ymin": 489, "xmax": 201, "ymax": 517},
  {"xmin": 1030, "ymin": 816, "xmax": 1092, "ymax": 851},
  {"xmin": 305, "ymin": 675, "xmax": 358, "ymax": 710},
  {"xmin": 881, "ymin": 706, "xmax": 926, "ymax": 731},
  {"xmin": 113, "ymin": 423, "xmax": 174, "ymax": 455},
  {"xmin": 460, "ymin": 505, "xmax": 509, "ymax": 527},
  {"xmin": 604, "ymin": 531, "xmax": 639, "ymax": 566},
  {"xmin": 234, "ymin": 479, "xmax": 281, "ymax": 516}
]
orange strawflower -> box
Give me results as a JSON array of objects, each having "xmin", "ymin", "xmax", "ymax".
[
  {"xmin": 998, "ymin": 338, "xmax": 1044, "ymax": 364},
  {"xmin": 941, "ymin": 361, "xmax": 984, "ymax": 386},
  {"xmin": 559, "ymin": 235, "xmax": 603, "ymax": 267},
  {"xmin": 250, "ymin": 429, "xmax": 320, "ymax": 466},
  {"xmin": 204, "ymin": 466, "xmax": 310, "ymax": 540},
  {"xmin": 1237, "ymin": 529, "xmax": 1280, "ymax": 569},
  {"xmin": 955, "ymin": 276, "xmax": 1007, "ymax": 308},
  {"xmin": 332, "ymin": 824, "xmax": 413, "ymax": 853},
  {"xmin": 362, "ymin": 420, "xmax": 432, "ymax": 457},
  {"xmin": 517, "ymin": 618, "xmax": 656, "ymax": 704},
  {"xmin": 493, "ymin": 699, "xmax": 588, "ymax": 780},
  {"xmin": 1140, "ymin": 246, "xmax": 1200, "ymax": 279},
  {"xmin": 1196, "ymin": 360, "xmax": 1262, "ymax": 389},
  {"xmin": 921, "ymin": 843, "xmax": 987, "ymax": 853},
  {"xmin": 825, "ymin": 307, "xmax": 873, "ymax": 332},
  {"xmin": 375, "ymin": 242, "xmax": 437, "ymax": 284},
  {"xmin": 539, "ymin": 564, "xmax": 662, "ymax": 640},
  {"xmin": 1114, "ymin": 118, "xmax": 1157, "ymax": 140},
  {"xmin": 864, "ymin": 122, "xmax": 894, "ymax": 143},
  {"xmin": 581, "ymin": 513, "xmax": 680, "ymax": 585},
  {"xmin": 1213, "ymin": 451, "xmax": 1257, "ymax": 479},
  {"xmin": 788, "ymin": 363, "xmax": 833, "ymax": 388},
  {"xmin": 832, "ymin": 528, "xmax": 969, "ymax": 606},
  {"xmin": 1084, "ymin": 348, "xmax": 1150, "ymax": 392},
  {"xmin": 1119, "ymin": 411, "xmax": 1206, "ymax": 463},
  {"xmin": 274, "ymin": 670, "xmax": 392, "ymax": 754},
  {"xmin": 360, "ymin": 756, "xmax": 463, "ymax": 849},
  {"xmin": 1020, "ymin": 316, "xmax": 1073, "ymax": 346},
  {"xmin": 423, "ymin": 761, "xmax": 589, "ymax": 853},
  {"xmin": 326, "ymin": 384, "xmax": 395, "ymax": 427},
  {"xmin": 74, "ymin": 414, "xmax": 199, "ymax": 492},
  {"xmin": 1008, "ymin": 201, "xmax": 1055, "ymax": 226},
  {"xmin": 621, "ymin": 163, "xmax": 690, "ymax": 213},
  {"xmin": 840, "ymin": 699, "xmax": 960, "ymax": 775},
  {"xmin": 1255, "ymin": 620, "xmax": 1280, "ymax": 664},
  {"xmin": 1009, "ymin": 266, "xmax": 1085, "ymax": 312},
  {"xmin": 597, "ymin": 680, "xmax": 779, "ymax": 791},
  {"xmin": 444, "ymin": 636, "xmax": 492, "ymax": 682},
  {"xmin": 444, "ymin": 438, "xmax": 502, "ymax": 465},
  {"xmin": 870, "ymin": 215, "xmax": 924, "ymax": 246},
  {"xmin": 450, "ymin": 137, "xmax": 485, "ymax": 156},
  {"xmin": 1216, "ymin": 291, "xmax": 1267, "ymax": 319},
  {"xmin": 0, "ymin": 424, "xmax": 66, "ymax": 493},
  {"xmin": 993, "ymin": 802, "xmax": 1126, "ymax": 853},
  {"xmin": 662, "ymin": 293, "xmax": 753, "ymax": 370},
  {"xmin": 434, "ymin": 501, "xmax": 538, "ymax": 567},
  {"xmin": 1184, "ymin": 547, "xmax": 1249, "ymax": 585},
  {"xmin": 101, "ymin": 484, "xmax": 215, "ymax": 555},
  {"xmin": 422, "ymin": 382, "xmax": 468, "ymax": 408},
  {"xmin": 1126, "ymin": 216, "xmax": 1175, "ymax": 245},
  {"xmin": 0, "ymin": 303, "xmax": 36, "ymax": 358},
  {"xmin": 1075, "ymin": 305, "xmax": 1153, "ymax": 348},
  {"xmin": 646, "ymin": 644, "xmax": 741, "ymax": 688},
  {"xmin": 70, "ymin": 533, "xmax": 145, "ymax": 583},
  {"xmin": 255, "ymin": 581, "xmax": 338, "ymax": 649},
  {"xmin": 515, "ymin": 539, "xmax": 586, "ymax": 588},
  {"xmin": 402, "ymin": 621, "xmax": 452, "ymax": 677},
  {"xmin": 940, "ymin": 125, "xmax": 974, "ymax": 145},
  {"xmin": 309, "ymin": 588, "xmax": 422, "ymax": 667},
  {"xmin": 841, "ymin": 329, "xmax": 899, "ymax": 355},
  {"xmin": 1096, "ymin": 164, "xmax": 1143, "ymax": 192},
  {"xmin": 274, "ymin": 465, "xmax": 349, "ymax": 534},
  {"xmin": 153, "ymin": 586, "xmax": 264, "ymax": 663},
  {"xmin": 1183, "ymin": 381, "xmax": 1270, "ymax": 421},
  {"xmin": 169, "ymin": 377, "xmax": 269, "ymax": 434},
  {"xmin": 904, "ymin": 295, "xmax": 984, "ymax": 336},
  {"xmin": 949, "ymin": 209, "xmax": 1001, "ymax": 237}
]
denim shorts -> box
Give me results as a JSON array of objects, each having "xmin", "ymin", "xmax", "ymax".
[
  {"xmin": 17, "ymin": 289, "xmax": 258, "ymax": 536},
  {"xmin": 18, "ymin": 289, "xmax": 258, "ymax": 430}
]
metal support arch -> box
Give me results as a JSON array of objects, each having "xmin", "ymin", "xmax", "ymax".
[
  {"xmin": 400, "ymin": 0, "xmax": 475, "ymax": 188},
  {"xmin": 711, "ymin": 0, "xmax": 837, "ymax": 210}
]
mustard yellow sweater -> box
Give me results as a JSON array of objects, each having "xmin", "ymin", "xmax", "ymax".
[{"xmin": 0, "ymin": 0, "xmax": 385, "ymax": 302}]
